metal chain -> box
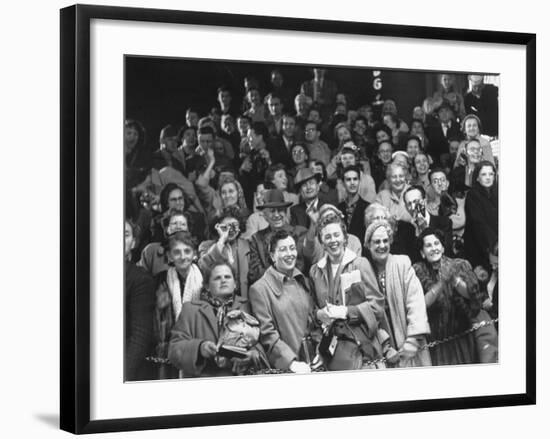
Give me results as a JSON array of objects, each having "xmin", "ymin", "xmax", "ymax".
[
  {"xmin": 422, "ymin": 318, "xmax": 498, "ymax": 350},
  {"xmin": 145, "ymin": 356, "xmax": 171, "ymax": 364},
  {"xmin": 146, "ymin": 318, "xmax": 499, "ymax": 371}
]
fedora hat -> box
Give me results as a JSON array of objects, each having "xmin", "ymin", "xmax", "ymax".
[
  {"xmin": 294, "ymin": 167, "xmax": 321, "ymax": 189},
  {"xmin": 257, "ymin": 189, "xmax": 293, "ymax": 210}
]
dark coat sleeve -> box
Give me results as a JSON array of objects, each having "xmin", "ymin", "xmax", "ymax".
[
  {"xmin": 168, "ymin": 304, "xmax": 214, "ymax": 377},
  {"xmin": 465, "ymin": 189, "xmax": 498, "ymax": 257},
  {"xmin": 248, "ymin": 232, "xmax": 268, "ymax": 286},
  {"xmin": 125, "ymin": 264, "xmax": 156, "ymax": 381},
  {"xmin": 430, "ymin": 215, "xmax": 454, "ymax": 257}
]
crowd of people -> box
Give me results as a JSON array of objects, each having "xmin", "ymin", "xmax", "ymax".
[{"xmin": 124, "ymin": 68, "xmax": 499, "ymax": 381}]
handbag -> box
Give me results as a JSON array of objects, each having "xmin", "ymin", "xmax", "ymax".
[{"xmin": 318, "ymin": 319, "xmax": 376, "ymax": 371}]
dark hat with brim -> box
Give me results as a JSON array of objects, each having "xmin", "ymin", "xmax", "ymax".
[
  {"xmin": 294, "ymin": 167, "xmax": 322, "ymax": 189},
  {"xmin": 257, "ymin": 189, "xmax": 293, "ymax": 210}
]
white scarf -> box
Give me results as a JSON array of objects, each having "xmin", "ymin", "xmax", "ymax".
[{"xmin": 167, "ymin": 264, "xmax": 203, "ymax": 320}]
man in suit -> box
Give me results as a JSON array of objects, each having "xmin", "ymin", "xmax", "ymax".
[
  {"xmin": 265, "ymin": 92, "xmax": 285, "ymax": 138},
  {"xmin": 337, "ymin": 165, "xmax": 370, "ymax": 243},
  {"xmin": 267, "ymin": 113, "xmax": 296, "ymax": 168},
  {"xmin": 290, "ymin": 167, "xmax": 326, "ymax": 229},
  {"xmin": 426, "ymin": 101, "xmax": 462, "ymax": 165},
  {"xmin": 403, "ymin": 185, "xmax": 453, "ymax": 257}
]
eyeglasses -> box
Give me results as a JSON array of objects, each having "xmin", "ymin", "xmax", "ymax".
[{"xmin": 305, "ymin": 128, "xmax": 316, "ymax": 133}]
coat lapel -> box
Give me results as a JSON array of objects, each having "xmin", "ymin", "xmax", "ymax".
[{"xmin": 197, "ymin": 303, "xmax": 218, "ymax": 336}]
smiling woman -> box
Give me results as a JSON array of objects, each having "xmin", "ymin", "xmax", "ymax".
[
  {"xmin": 363, "ymin": 219, "xmax": 432, "ymax": 368},
  {"xmin": 412, "ymin": 228, "xmax": 496, "ymax": 366},
  {"xmin": 309, "ymin": 215, "xmax": 388, "ymax": 370},
  {"xmin": 153, "ymin": 232, "xmax": 203, "ymax": 379},
  {"xmin": 249, "ymin": 230, "xmax": 316, "ymax": 373}
]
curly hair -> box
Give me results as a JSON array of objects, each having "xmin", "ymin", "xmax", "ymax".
[{"xmin": 161, "ymin": 208, "xmax": 193, "ymax": 235}]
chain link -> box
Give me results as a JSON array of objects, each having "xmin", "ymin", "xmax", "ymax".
[
  {"xmin": 422, "ymin": 318, "xmax": 498, "ymax": 350},
  {"xmin": 145, "ymin": 356, "xmax": 171, "ymax": 364},
  {"xmin": 146, "ymin": 318, "xmax": 499, "ymax": 371}
]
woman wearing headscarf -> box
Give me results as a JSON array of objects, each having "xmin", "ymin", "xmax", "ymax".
[
  {"xmin": 168, "ymin": 262, "xmax": 267, "ymax": 377},
  {"xmin": 363, "ymin": 219, "xmax": 431, "ymax": 367}
]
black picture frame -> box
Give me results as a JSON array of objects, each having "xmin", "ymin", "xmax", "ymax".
[{"xmin": 60, "ymin": 4, "xmax": 536, "ymax": 434}]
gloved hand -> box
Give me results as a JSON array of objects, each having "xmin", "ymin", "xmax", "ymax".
[
  {"xmin": 400, "ymin": 338, "xmax": 419, "ymax": 360},
  {"xmin": 327, "ymin": 304, "xmax": 348, "ymax": 320},
  {"xmin": 316, "ymin": 306, "xmax": 332, "ymax": 326},
  {"xmin": 289, "ymin": 361, "xmax": 311, "ymax": 374},
  {"xmin": 199, "ymin": 341, "xmax": 218, "ymax": 359}
]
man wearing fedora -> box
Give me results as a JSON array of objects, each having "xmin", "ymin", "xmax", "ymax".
[
  {"xmin": 248, "ymin": 189, "xmax": 315, "ymax": 285},
  {"xmin": 290, "ymin": 167, "xmax": 327, "ymax": 229}
]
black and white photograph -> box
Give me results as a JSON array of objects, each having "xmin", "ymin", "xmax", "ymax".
[
  {"xmin": 124, "ymin": 58, "xmax": 500, "ymax": 381},
  {"xmin": 53, "ymin": 2, "xmax": 537, "ymax": 435},
  {"xmin": 3, "ymin": 0, "xmax": 547, "ymax": 437}
]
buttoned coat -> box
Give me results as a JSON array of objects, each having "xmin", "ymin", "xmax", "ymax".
[{"xmin": 249, "ymin": 267, "xmax": 315, "ymax": 369}]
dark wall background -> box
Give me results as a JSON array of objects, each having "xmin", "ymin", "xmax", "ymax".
[{"xmin": 125, "ymin": 56, "xmax": 467, "ymax": 151}]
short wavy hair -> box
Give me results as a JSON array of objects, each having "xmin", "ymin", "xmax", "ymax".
[
  {"xmin": 385, "ymin": 162, "xmax": 410, "ymax": 181},
  {"xmin": 316, "ymin": 212, "xmax": 348, "ymax": 245}
]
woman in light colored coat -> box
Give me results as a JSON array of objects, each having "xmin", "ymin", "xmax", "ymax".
[
  {"xmin": 249, "ymin": 230, "xmax": 315, "ymax": 373},
  {"xmin": 364, "ymin": 219, "xmax": 431, "ymax": 367},
  {"xmin": 309, "ymin": 215, "xmax": 388, "ymax": 369}
]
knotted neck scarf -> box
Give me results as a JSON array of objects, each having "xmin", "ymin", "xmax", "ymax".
[{"xmin": 200, "ymin": 289, "xmax": 234, "ymax": 330}]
